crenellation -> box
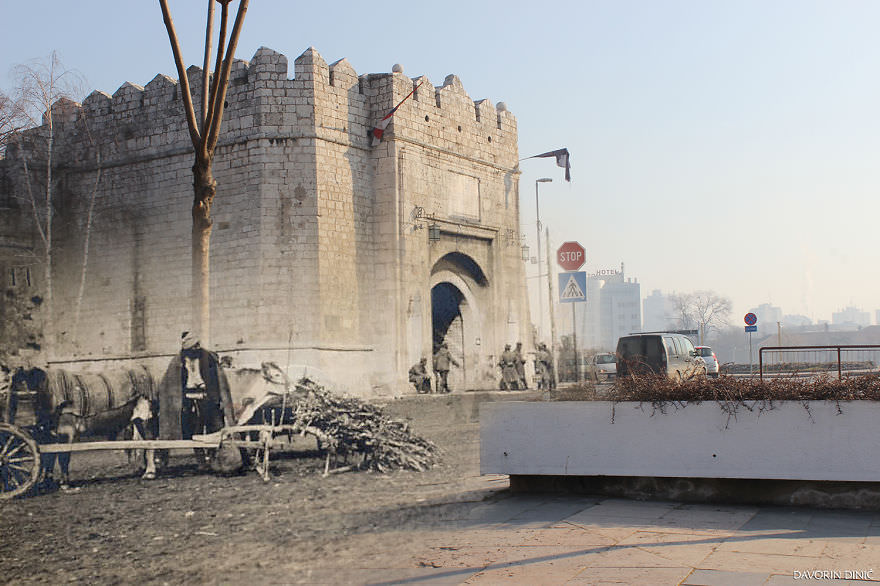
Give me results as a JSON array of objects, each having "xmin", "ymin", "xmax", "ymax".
[
  {"xmin": 293, "ymin": 47, "xmax": 328, "ymax": 86},
  {"xmin": 45, "ymin": 97, "xmax": 82, "ymax": 127},
  {"xmin": 111, "ymin": 82, "xmax": 144, "ymax": 116},
  {"xmin": 230, "ymin": 58, "xmax": 249, "ymax": 85},
  {"xmin": 144, "ymin": 76, "xmax": 178, "ymax": 119},
  {"xmin": 328, "ymin": 58, "xmax": 357, "ymax": 90},
  {"xmin": 474, "ymin": 99, "xmax": 493, "ymax": 125},
  {"xmin": 82, "ymin": 90, "xmax": 112, "ymax": 119}
]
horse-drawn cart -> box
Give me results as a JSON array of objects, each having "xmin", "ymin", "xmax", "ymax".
[
  {"xmin": 0, "ymin": 363, "xmax": 305, "ymax": 500},
  {"xmin": 1, "ymin": 361, "xmax": 437, "ymax": 500},
  {"xmin": 0, "ymin": 416, "xmax": 296, "ymax": 500}
]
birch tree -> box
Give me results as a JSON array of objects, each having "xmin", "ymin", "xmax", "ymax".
[
  {"xmin": 159, "ymin": 0, "xmax": 249, "ymax": 346},
  {"xmin": 7, "ymin": 53, "xmax": 85, "ymax": 352}
]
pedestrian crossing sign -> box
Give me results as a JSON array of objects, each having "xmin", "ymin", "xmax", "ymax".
[{"xmin": 558, "ymin": 271, "xmax": 587, "ymax": 303}]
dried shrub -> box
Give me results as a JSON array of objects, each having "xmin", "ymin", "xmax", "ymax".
[
  {"xmin": 546, "ymin": 374, "xmax": 880, "ymax": 426},
  {"xmin": 608, "ymin": 374, "xmax": 880, "ymax": 403}
]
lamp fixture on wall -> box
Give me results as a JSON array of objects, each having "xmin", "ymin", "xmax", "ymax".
[{"xmin": 428, "ymin": 222, "xmax": 441, "ymax": 242}]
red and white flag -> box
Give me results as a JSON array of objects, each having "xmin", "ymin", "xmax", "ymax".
[
  {"xmin": 524, "ymin": 148, "xmax": 571, "ymax": 182},
  {"xmin": 370, "ymin": 81, "xmax": 423, "ymax": 146}
]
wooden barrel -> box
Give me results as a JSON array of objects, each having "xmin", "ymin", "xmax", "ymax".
[
  {"xmin": 45, "ymin": 366, "xmax": 156, "ymax": 417},
  {"xmin": 46, "ymin": 369, "xmax": 85, "ymax": 413}
]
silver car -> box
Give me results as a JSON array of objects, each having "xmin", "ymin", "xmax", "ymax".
[
  {"xmin": 694, "ymin": 346, "xmax": 720, "ymax": 377},
  {"xmin": 591, "ymin": 352, "xmax": 617, "ymax": 381}
]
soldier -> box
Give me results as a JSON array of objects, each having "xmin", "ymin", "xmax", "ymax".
[
  {"xmin": 433, "ymin": 343, "xmax": 459, "ymax": 394},
  {"xmin": 498, "ymin": 344, "xmax": 519, "ymax": 390},
  {"xmin": 534, "ymin": 343, "xmax": 549, "ymax": 390},
  {"xmin": 408, "ymin": 357, "xmax": 432, "ymax": 394},
  {"xmin": 540, "ymin": 342, "xmax": 557, "ymax": 391},
  {"xmin": 514, "ymin": 342, "xmax": 528, "ymax": 390},
  {"xmin": 535, "ymin": 342, "xmax": 557, "ymax": 391}
]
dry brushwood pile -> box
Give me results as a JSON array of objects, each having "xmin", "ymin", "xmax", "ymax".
[
  {"xmin": 258, "ymin": 378, "xmax": 438, "ymax": 473},
  {"xmin": 608, "ymin": 373, "xmax": 880, "ymax": 403}
]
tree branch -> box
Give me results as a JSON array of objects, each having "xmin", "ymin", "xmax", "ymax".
[
  {"xmin": 159, "ymin": 0, "xmax": 202, "ymax": 149},
  {"xmin": 203, "ymin": 0, "xmax": 228, "ymax": 158},
  {"xmin": 205, "ymin": 0, "xmax": 248, "ymax": 155},
  {"xmin": 20, "ymin": 142, "xmax": 48, "ymax": 249},
  {"xmin": 200, "ymin": 0, "xmax": 215, "ymax": 135}
]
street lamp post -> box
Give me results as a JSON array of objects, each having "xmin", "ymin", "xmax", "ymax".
[{"xmin": 535, "ymin": 178, "xmax": 552, "ymax": 340}]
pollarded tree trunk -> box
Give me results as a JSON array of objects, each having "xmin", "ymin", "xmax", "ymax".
[
  {"xmin": 161, "ymin": 0, "xmax": 248, "ymax": 349},
  {"xmin": 192, "ymin": 160, "xmax": 216, "ymax": 345}
]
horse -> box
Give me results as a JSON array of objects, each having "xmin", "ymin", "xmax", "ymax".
[{"xmin": 3, "ymin": 365, "xmax": 157, "ymax": 488}]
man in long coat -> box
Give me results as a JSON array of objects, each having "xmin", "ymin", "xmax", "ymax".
[
  {"xmin": 433, "ymin": 343, "xmax": 459, "ymax": 394},
  {"xmin": 514, "ymin": 342, "xmax": 528, "ymax": 390},
  {"xmin": 498, "ymin": 344, "xmax": 519, "ymax": 390},
  {"xmin": 157, "ymin": 332, "xmax": 234, "ymax": 469}
]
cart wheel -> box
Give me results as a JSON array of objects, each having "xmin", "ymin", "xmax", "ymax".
[{"xmin": 0, "ymin": 423, "xmax": 41, "ymax": 500}]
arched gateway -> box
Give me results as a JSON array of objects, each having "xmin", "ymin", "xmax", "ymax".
[{"xmin": 430, "ymin": 252, "xmax": 490, "ymax": 391}]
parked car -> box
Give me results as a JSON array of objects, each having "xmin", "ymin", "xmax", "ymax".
[
  {"xmin": 589, "ymin": 352, "xmax": 617, "ymax": 382},
  {"xmin": 694, "ymin": 346, "xmax": 720, "ymax": 377},
  {"xmin": 616, "ymin": 333, "xmax": 706, "ymax": 381}
]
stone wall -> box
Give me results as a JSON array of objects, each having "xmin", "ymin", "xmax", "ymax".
[{"xmin": 0, "ymin": 47, "xmax": 530, "ymax": 395}]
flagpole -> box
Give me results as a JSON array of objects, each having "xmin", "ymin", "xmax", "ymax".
[
  {"xmin": 535, "ymin": 178, "xmax": 552, "ymax": 341},
  {"xmin": 370, "ymin": 81, "xmax": 424, "ymax": 145},
  {"xmin": 572, "ymin": 302, "xmax": 580, "ymax": 382},
  {"xmin": 546, "ymin": 225, "xmax": 558, "ymax": 391}
]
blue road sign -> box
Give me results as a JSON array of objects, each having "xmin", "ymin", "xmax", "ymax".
[
  {"xmin": 558, "ymin": 271, "xmax": 587, "ymax": 303},
  {"xmin": 745, "ymin": 325, "xmax": 757, "ymax": 332}
]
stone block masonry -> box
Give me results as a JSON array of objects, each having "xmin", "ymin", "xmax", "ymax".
[{"xmin": 0, "ymin": 46, "xmax": 530, "ymax": 396}]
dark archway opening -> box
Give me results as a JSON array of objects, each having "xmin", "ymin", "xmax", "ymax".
[{"xmin": 431, "ymin": 282, "xmax": 464, "ymax": 351}]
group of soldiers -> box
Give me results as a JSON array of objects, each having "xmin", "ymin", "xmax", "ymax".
[
  {"xmin": 498, "ymin": 342, "xmax": 555, "ymax": 391},
  {"xmin": 408, "ymin": 341, "xmax": 556, "ymax": 394}
]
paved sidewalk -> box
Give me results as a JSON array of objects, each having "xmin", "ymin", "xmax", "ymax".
[{"xmin": 306, "ymin": 475, "xmax": 880, "ymax": 585}]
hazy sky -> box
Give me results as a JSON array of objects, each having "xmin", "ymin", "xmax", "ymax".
[{"xmin": 3, "ymin": 1, "xmax": 879, "ymax": 325}]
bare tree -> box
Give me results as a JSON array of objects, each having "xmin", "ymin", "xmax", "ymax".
[
  {"xmin": 159, "ymin": 0, "xmax": 249, "ymax": 346},
  {"xmin": 0, "ymin": 90, "xmax": 24, "ymax": 156},
  {"xmin": 7, "ymin": 53, "xmax": 86, "ymax": 351},
  {"xmin": 671, "ymin": 291, "xmax": 732, "ymax": 344},
  {"xmin": 71, "ymin": 148, "xmax": 102, "ymax": 345},
  {"xmin": 670, "ymin": 293, "xmax": 696, "ymax": 332}
]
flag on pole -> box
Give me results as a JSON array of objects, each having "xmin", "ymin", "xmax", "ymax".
[
  {"xmin": 370, "ymin": 81, "xmax": 423, "ymax": 146},
  {"xmin": 524, "ymin": 148, "xmax": 571, "ymax": 182}
]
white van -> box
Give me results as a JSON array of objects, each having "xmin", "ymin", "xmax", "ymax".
[{"xmin": 616, "ymin": 333, "xmax": 706, "ymax": 381}]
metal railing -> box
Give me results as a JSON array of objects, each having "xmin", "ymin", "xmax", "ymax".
[{"xmin": 759, "ymin": 345, "xmax": 880, "ymax": 380}]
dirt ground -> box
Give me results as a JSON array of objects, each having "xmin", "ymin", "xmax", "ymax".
[{"xmin": 0, "ymin": 391, "xmax": 534, "ymax": 584}]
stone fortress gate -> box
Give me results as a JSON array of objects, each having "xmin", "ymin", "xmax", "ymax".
[{"xmin": 0, "ymin": 47, "xmax": 531, "ymax": 395}]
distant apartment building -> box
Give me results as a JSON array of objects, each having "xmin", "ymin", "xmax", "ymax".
[
  {"xmin": 566, "ymin": 264, "xmax": 640, "ymax": 351},
  {"xmin": 832, "ymin": 306, "xmax": 870, "ymax": 328},
  {"xmin": 643, "ymin": 290, "xmax": 677, "ymax": 332},
  {"xmin": 782, "ymin": 314, "xmax": 812, "ymax": 328},
  {"xmin": 748, "ymin": 303, "xmax": 783, "ymax": 328}
]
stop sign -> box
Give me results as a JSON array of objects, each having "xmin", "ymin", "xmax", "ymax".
[{"xmin": 557, "ymin": 241, "xmax": 586, "ymax": 271}]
